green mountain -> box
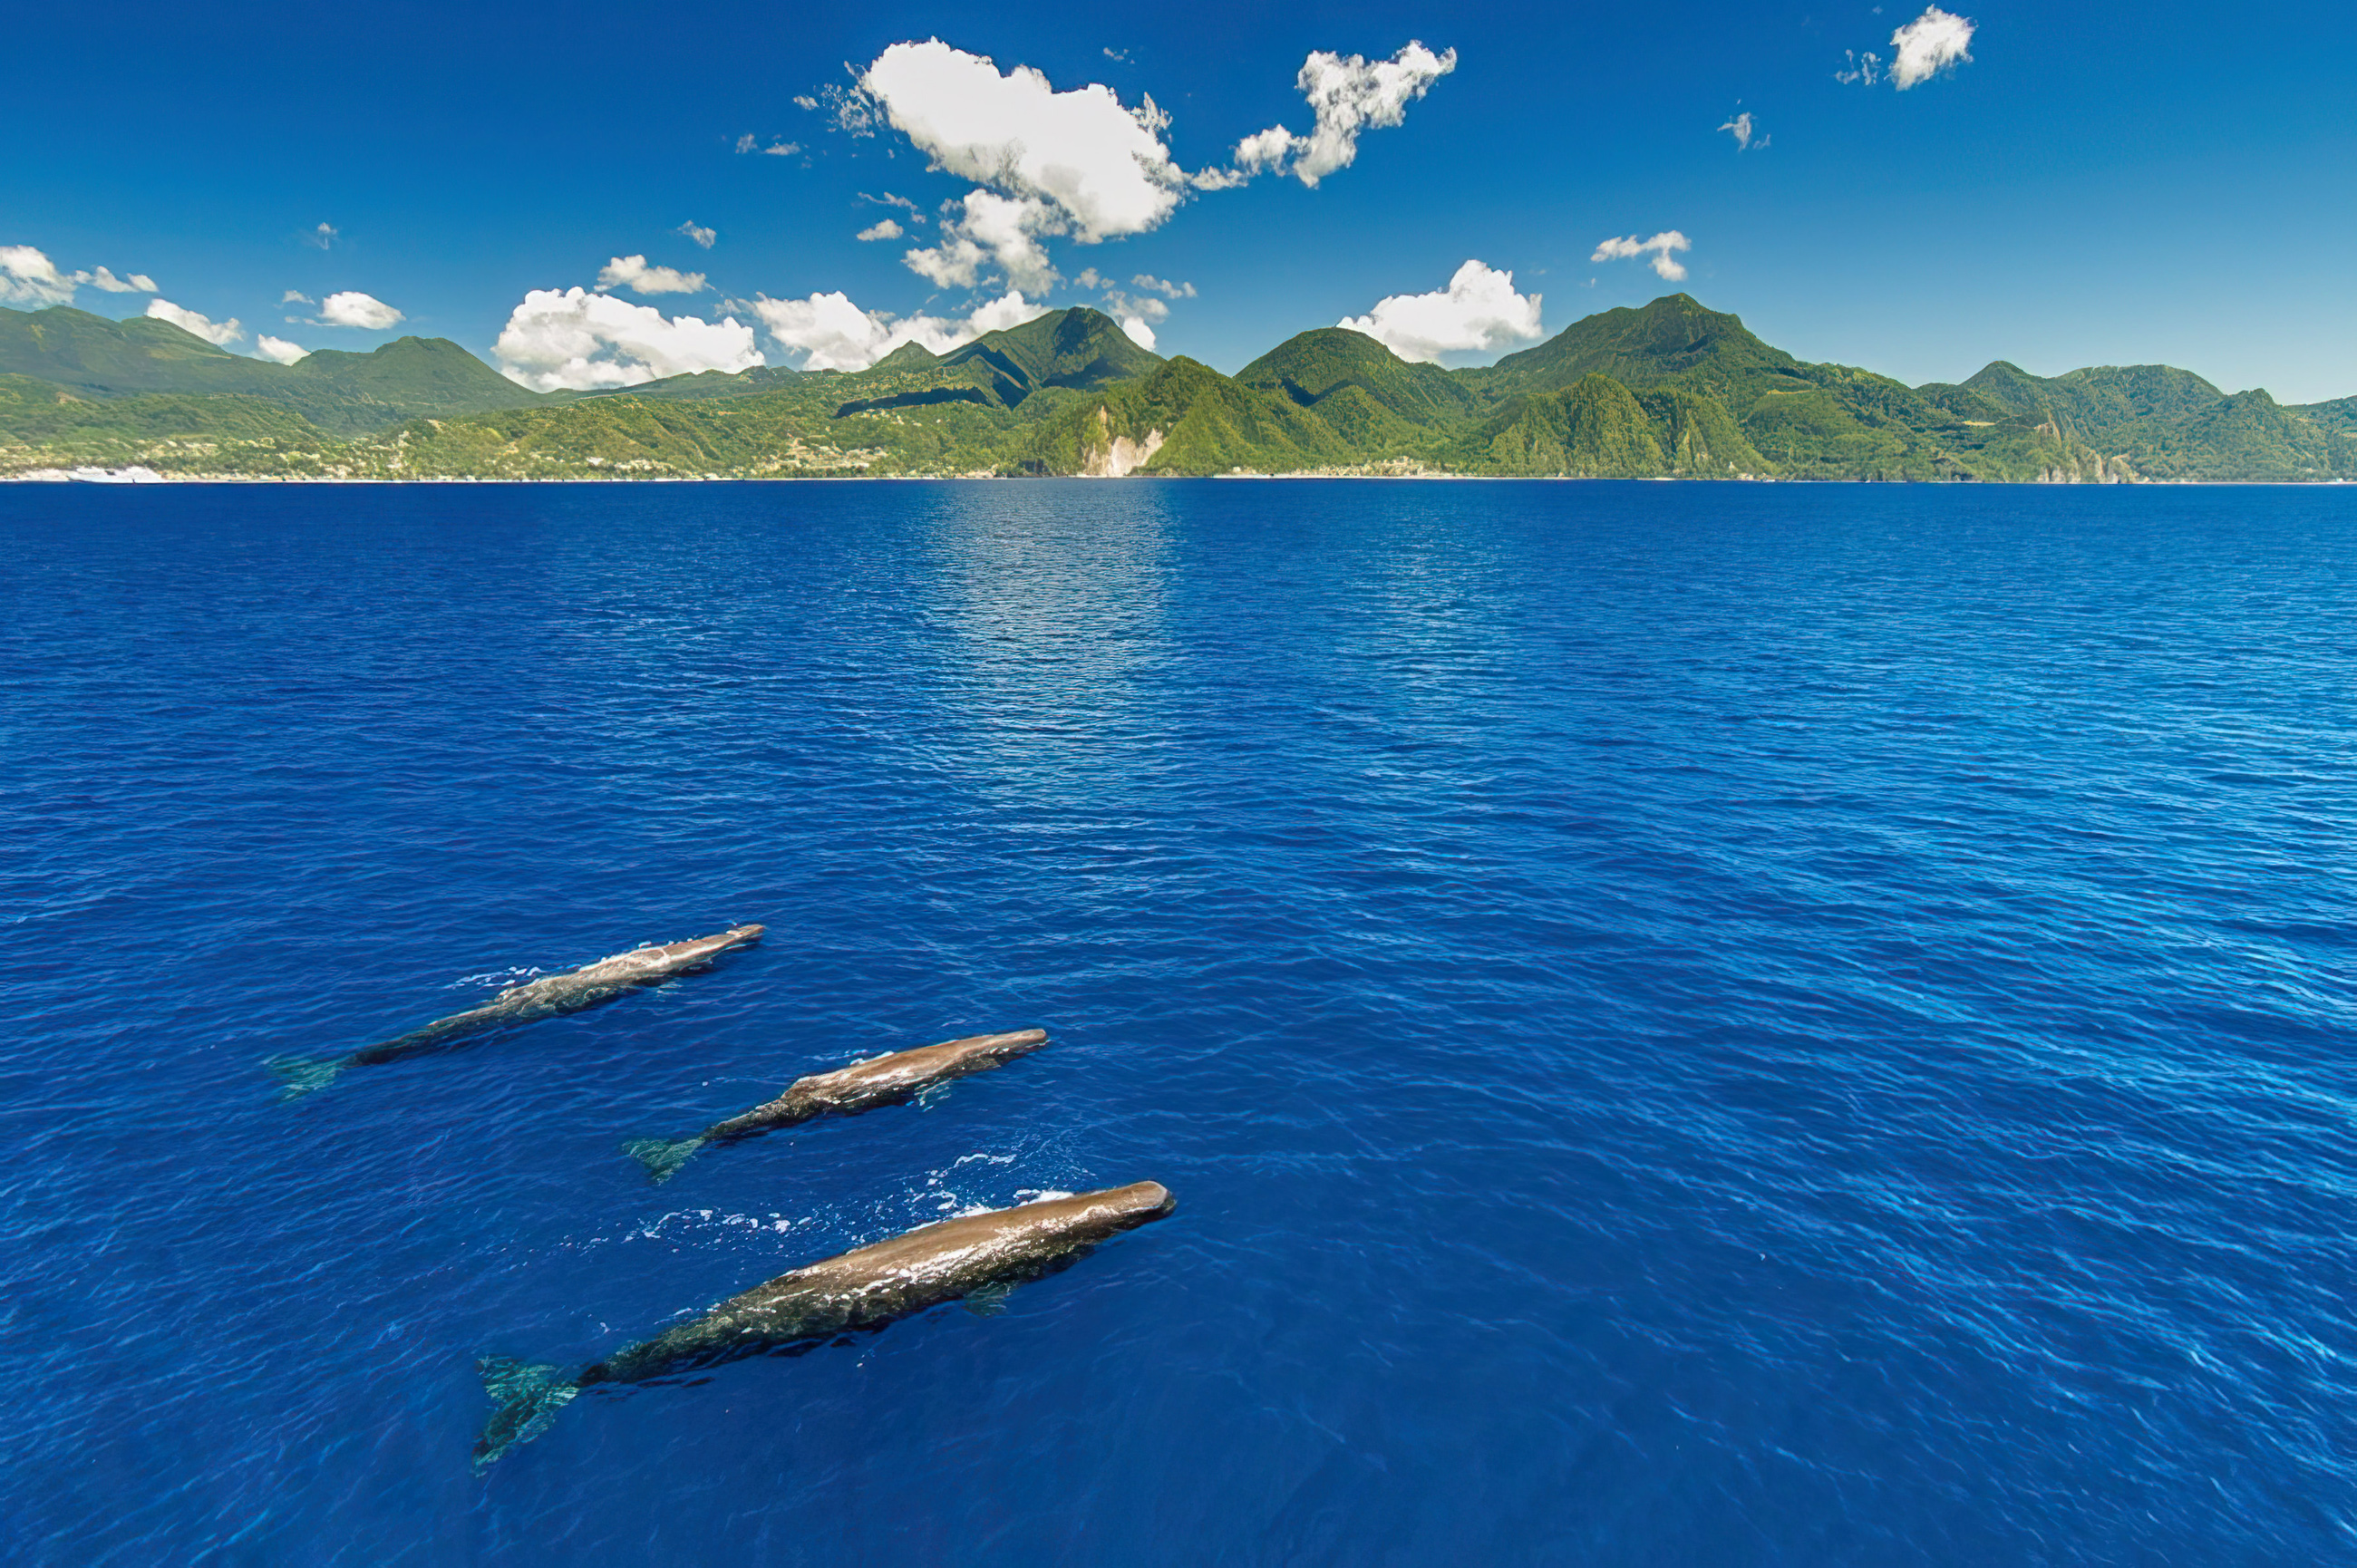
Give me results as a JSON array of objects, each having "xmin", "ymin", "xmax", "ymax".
[
  {"xmin": 1961, "ymin": 360, "xmax": 2352, "ymax": 479},
  {"xmin": 0, "ymin": 306, "xmax": 548, "ymax": 435},
  {"xmin": 1464, "ymin": 294, "xmax": 1807, "ymax": 404},
  {"xmin": 1237, "ymin": 327, "xmax": 1481, "ymax": 430},
  {"xmin": 3, "ymin": 295, "xmax": 2350, "ymax": 483},
  {"xmin": 937, "ymin": 305, "xmax": 1164, "ymax": 404}
]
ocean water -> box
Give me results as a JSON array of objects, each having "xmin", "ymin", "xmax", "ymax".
[{"xmin": 2, "ymin": 479, "xmax": 2352, "ymax": 1566}]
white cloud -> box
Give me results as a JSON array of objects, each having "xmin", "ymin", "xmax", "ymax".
[
  {"xmin": 596, "ymin": 256, "xmax": 708, "ymax": 295},
  {"xmin": 901, "ymin": 189, "xmax": 1059, "ymax": 293},
  {"xmin": 1719, "ymin": 111, "xmax": 1768, "ymax": 150},
  {"xmin": 493, "ymin": 287, "xmax": 762, "ymax": 392},
  {"xmin": 145, "ymin": 298, "xmax": 244, "ymax": 345},
  {"xmin": 860, "ymin": 191, "xmax": 923, "ymax": 217},
  {"xmin": 1592, "ymin": 231, "xmax": 1692, "ymax": 282},
  {"xmin": 281, "ymin": 289, "xmax": 315, "ymax": 305},
  {"xmin": 81, "ymin": 266, "xmax": 156, "ymax": 293},
  {"xmin": 0, "ymin": 246, "xmax": 78, "ymax": 307},
  {"xmin": 318, "ymin": 291, "xmax": 404, "ymax": 329},
  {"xmin": 1889, "ymin": 7, "xmax": 1974, "ymax": 88},
  {"xmin": 1223, "ymin": 43, "xmax": 1457, "ymax": 188},
  {"xmin": 255, "ymin": 335, "xmax": 310, "ymax": 364},
  {"xmin": 677, "ymin": 220, "xmax": 717, "ymax": 249},
  {"xmin": 1336, "ymin": 259, "xmax": 1542, "ymax": 363},
  {"xmin": 1234, "ymin": 126, "xmax": 1297, "ymax": 174},
  {"xmin": 751, "ymin": 287, "xmax": 1046, "ymax": 373},
  {"xmin": 858, "ymin": 40, "xmax": 1187, "ymax": 243},
  {"xmin": 1131, "ymin": 273, "xmax": 1195, "ymax": 298},
  {"xmin": 737, "ymin": 134, "xmax": 800, "ymax": 155},
  {"xmin": 856, "ymin": 218, "xmax": 906, "ymax": 242},
  {"xmin": 792, "ymin": 93, "xmax": 819, "ymax": 111},
  {"xmin": 307, "ymin": 222, "xmax": 337, "ymax": 249},
  {"xmin": 1116, "ymin": 315, "xmax": 1156, "ymax": 351}
]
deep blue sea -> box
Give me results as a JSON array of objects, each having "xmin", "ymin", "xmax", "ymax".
[{"xmin": 3, "ymin": 479, "xmax": 2353, "ymax": 1566}]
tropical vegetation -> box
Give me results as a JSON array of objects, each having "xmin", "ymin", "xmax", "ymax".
[{"xmin": 3, "ymin": 295, "xmax": 2349, "ymax": 483}]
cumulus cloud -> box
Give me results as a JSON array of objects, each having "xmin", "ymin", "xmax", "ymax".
[
  {"xmin": 903, "ymin": 190, "xmax": 1061, "ymax": 293},
  {"xmin": 281, "ymin": 289, "xmax": 315, "ymax": 305},
  {"xmin": 1222, "ymin": 43, "xmax": 1456, "ymax": 188},
  {"xmin": 856, "ymin": 218, "xmax": 906, "ymax": 241},
  {"xmin": 751, "ymin": 287, "xmax": 1045, "ymax": 373},
  {"xmin": 1592, "ymin": 231, "xmax": 1692, "ymax": 282},
  {"xmin": 255, "ymin": 335, "xmax": 309, "ymax": 364},
  {"xmin": 146, "ymin": 298, "xmax": 243, "ymax": 345},
  {"xmin": 0, "ymin": 246, "xmax": 78, "ymax": 306},
  {"xmin": 318, "ymin": 291, "xmax": 404, "ymax": 329},
  {"xmin": 1889, "ymin": 7, "xmax": 1974, "ymax": 88},
  {"xmin": 493, "ymin": 287, "xmax": 762, "ymax": 392},
  {"xmin": 1719, "ymin": 111, "xmax": 1768, "ymax": 150},
  {"xmin": 1336, "ymin": 259, "xmax": 1542, "ymax": 364},
  {"xmin": 306, "ymin": 222, "xmax": 337, "ymax": 249},
  {"xmin": 596, "ymin": 256, "xmax": 707, "ymax": 295},
  {"xmin": 677, "ymin": 220, "xmax": 717, "ymax": 249},
  {"xmin": 858, "ymin": 41, "xmax": 1188, "ymax": 246}
]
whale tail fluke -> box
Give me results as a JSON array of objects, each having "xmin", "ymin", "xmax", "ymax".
[
  {"xmin": 624, "ymin": 1135, "xmax": 707, "ymax": 1185},
  {"xmin": 473, "ymin": 1357, "xmax": 578, "ymax": 1469},
  {"xmin": 267, "ymin": 1054, "xmax": 348, "ymax": 1101}
]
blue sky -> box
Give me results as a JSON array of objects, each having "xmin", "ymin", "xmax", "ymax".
[{"xmin": 8, "ymin": 0, "xmax": 2355, "ymax": 399}]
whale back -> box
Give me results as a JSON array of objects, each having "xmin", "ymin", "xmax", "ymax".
[
  {"xmin": 590, "ymin": 1183, "xmax": 1173, "ymax": 1383},
  {"xmin": 505, "ymin": 924, "xmax": 766, "ymax": 998},
  {"xmin": 791, "ymin": 1028, "xmax": 1048, "ymax": 1107}
]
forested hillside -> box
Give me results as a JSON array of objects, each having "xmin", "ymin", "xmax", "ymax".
[{"xmin": 3, "ymin": 296, "xmax": 2345, "ymax": 483}]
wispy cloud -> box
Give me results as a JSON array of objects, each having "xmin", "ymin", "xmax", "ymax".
[
  {"xmin": 676, "ymin": 220, "xmax": 717, "ymax": 249},
  {"xmin": 596, "ymin": 256, "xmax": 708, "ymax": 295},
  {"xmin": 1337, "ymin": 259, "xmax": 1543, "ymax": 363},
  {"xmin": 280, "ymin": 289, "xmax": 315, "ymax": 305},
  {"xmin": 1718, "ymin": 110, "xmax": 1768, "ymax": 150},
  {"xmin": 81, "ymin": 266, "xmax": 157, "ymax": 293},
  {"xmin": 735, "ymin": 133, "xmax": 801, "ymax": 156},
  {"xmin": 1592, "ymin": 231, "xmax": 1692, "ymax": 282},
  {"xmin": 146, "ymin": 298, "xmax": 243, "ymax": 345},
  {"xmin": 306, "ymin": 222, "xmax": 338, "ymax": 249}
]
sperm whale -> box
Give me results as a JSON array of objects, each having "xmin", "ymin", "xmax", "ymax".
[
  {"xmin": 473, "ymin": 1181, "xmax": 1176, "ymax": 1466},
  {"xmin": 269, "ymin": 924, "xmax": 764, "ymax": 1099},
  {"xmin": 625, "ymin": 1027, "xmax": 1047, "ymax": 1182}
]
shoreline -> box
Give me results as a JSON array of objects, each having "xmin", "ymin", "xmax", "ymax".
[{"xmin": 7, "ymin": 468, "xmax": 2353, "ymax": 489}]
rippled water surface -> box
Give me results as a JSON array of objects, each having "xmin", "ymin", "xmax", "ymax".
[{"xmin": 4, "ymin": 479, "xmax": 2353, "ymax": 1565}]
